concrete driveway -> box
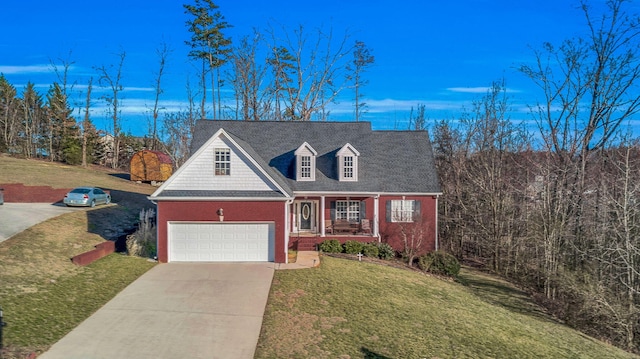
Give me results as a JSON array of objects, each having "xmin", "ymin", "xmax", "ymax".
[
  {"xmin": 0, "ymin": 203, "xmax": 79, "ymax": 243},
  {"xmin": 39, "ymin": 263, "xmax": 275, "ymax": 359}
]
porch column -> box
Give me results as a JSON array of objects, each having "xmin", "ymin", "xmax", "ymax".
[
  {"xmin": 373, "ymin": 195, "xmax": 380, "ymax": 239},
  {"xmin": 320, "ymin": 195, "xmax": 326, "ymax": 236}
]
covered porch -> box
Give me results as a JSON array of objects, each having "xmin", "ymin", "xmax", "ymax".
[{"xmin": 287, "ymin": 194, "xmax": 380, "ymax": 251}]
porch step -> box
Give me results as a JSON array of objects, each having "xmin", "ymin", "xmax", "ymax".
[{"xmin": 296, "ymin": 238, "xmax": 317, "ymax": 251}]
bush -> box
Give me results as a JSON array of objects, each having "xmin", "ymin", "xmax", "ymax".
[
  {"xmin": 374, "ymin": 242, "xmax": 395, "ymax": 260},
  {"xmin": 362, "ymin": 243, "xmax": 379, "ymax": 258},
  {"xmin": 344, "ymin": 240, "xmax": 365, "ymax": 254},
  {"xmin": 126, "ymin": 208, "xmax": 157, "ymax": 258},
  {"xmin": 417, "ymin": 251, "xmax": 460, "ymax": 277},
  {"xmin": 319, "ymin": 239, "xmax": 343, "ymax": 253}
]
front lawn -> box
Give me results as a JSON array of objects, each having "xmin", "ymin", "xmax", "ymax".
[
  {"xmin": 255, "ymin": 256, "xmax": 637, "ymax": 359},
  {"xmin": 0, "ymin": 212, "xmax": 156, "ymax": 358}
]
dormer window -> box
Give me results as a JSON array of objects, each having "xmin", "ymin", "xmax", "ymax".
[
  {"xmin": 295, "ymin": 142, "xmax": 317, "ymax": 181},
  {"xmin": 337, "ymin": 143, "xmax": 359, "ymax": 182}
]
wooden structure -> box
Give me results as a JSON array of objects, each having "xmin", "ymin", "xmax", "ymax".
[{"xmin": 129, "ymin": 150, "xmax": 173, "ymax": 182}]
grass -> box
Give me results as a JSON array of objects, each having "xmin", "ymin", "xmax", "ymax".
[
  {"xmin": 255, "ymin": 255, "xmax": 638, "ymax": 359},
  {"xmin": 0, "ymin": 154, "xmax": 149, "ymax": 191},
  {"xmin": 0, "ymin": 156, "xmax": 157, "ymax": 358},
  {"xmin": 2, "ymin": 156, "xmax": 638, "ymax": 358}
]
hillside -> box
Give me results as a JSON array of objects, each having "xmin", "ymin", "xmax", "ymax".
[
  {"xmin": 256, "ymin": 256, "xmax": 638, "ymax": 359},
  {"xmin": 0, "ymin": 155, "xmax": 156, "ymax": 239}
]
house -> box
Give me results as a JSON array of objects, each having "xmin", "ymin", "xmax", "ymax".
[{"xmin": 149, "ymin": 120, "xmax": 441, "ymax": 263}]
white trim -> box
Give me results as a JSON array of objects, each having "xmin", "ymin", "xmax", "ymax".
[
  {"xmin": 167, "ymin": 221, "xmax": 275, "ymax": 262},
  {"xmin": 150, "ymin": 128, "xmax": 293, "ymax": 200},
  {"xmin": 293, "ymin": 191, "xmax": 443, "ymax": 197},
  {"xmin": 292, "ymin": 200, "xmax": 318, "ymax": 232},
  {"xmin": 294, "ymin": 142, "xmax": 317, "ymax": 182},
  {"xmin": 149, "ymin": 196, "xmax": 291, "ymax": 202},
  {"xmin": 336, "ymin": 143, "xmax": 359, "ymax": 182}
]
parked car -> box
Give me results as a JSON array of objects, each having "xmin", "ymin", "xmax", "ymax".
[{"xmin": 63, "ymin": 187, "xmax": 111, "ymax": 207}]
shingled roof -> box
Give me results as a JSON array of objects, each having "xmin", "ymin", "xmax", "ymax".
[{"xmin": 189, "ymin": 119, "xmax": 441, "ymax": 194}]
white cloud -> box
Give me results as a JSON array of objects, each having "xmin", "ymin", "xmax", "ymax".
[
  {"xmin": 0, "ymin": 64, "xmax": 52, "ymax": 74},
  {"xmin": 446, "ymin": 86, "xmax": 522, "ymax": 94},
  {"xmin": 446, "ymin": 87, "xmax": 492, "ymax": 93}
]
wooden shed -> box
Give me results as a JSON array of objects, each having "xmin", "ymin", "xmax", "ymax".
[{"xmin": 130, "ymin": 150, "xmax": 173, "ymax": 182}]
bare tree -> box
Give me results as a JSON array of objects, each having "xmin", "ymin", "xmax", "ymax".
[
  {"xmin": 231, "ymin": 31, "xmax": 267, "ymax": 121},
  {"xmin": 266, "ymin": 24, "xmax": 351, "ymax": 121},
  {"xmin": 150, "ymin": 42, "xmax": 171, "ymax": 149},
  {"xmin": 95, "ymin": 51, "xmax": 126, "ymax": 169},
  {"xmin": 519, "ymin": 0, "xmax": 640, "ymax": 298}
]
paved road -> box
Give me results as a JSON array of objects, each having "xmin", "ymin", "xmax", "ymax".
[
  {"xmin": 39, "ymin": 262, "xmax": 275, "ymax": 359},
  {"xmin": 0, "ymin": 203, "xmax": 80, "ymax": 242}
]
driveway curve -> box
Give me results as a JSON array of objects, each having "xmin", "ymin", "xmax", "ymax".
[
  {"xmin": 39, "ymin": 262, "xmax": 275, "ymax": 359},
  {"xmin": 0, "ymin": 203, "xmax": 80, "ymax": 243}
]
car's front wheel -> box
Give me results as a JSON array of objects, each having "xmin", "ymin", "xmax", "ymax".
[{"xmin": 106, "ymin": 196, "xmax": 111, "ymax": 204}]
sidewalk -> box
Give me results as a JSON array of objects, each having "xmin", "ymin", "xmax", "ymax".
[{"xmin": 275, "ymin": 251, "xmax": 320, "ymax": 270}]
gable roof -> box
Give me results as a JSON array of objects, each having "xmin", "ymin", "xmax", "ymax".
[
  {"xmin": 188, "ymin": 120, "xmax": 441, "ymax": 194},
  {"xmin": 150, "ymin": 128, "xmax": 293, "ymax": 200}
]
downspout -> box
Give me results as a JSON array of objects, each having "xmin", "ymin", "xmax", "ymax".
[
  {"xmin": 435, "ymin": 194, "xmax": 439, "ymax": 251},
  {"xmin": 284, "ymin": 198, "xmax": 294, "ymax": 264}
]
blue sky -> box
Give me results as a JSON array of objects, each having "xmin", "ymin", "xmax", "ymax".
[{"xmin": 1, "ymin": 0, "xmax": 599, "ymax": 136}]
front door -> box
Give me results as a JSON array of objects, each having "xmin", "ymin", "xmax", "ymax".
[{"xmin": 299, "ymin": 201, "xmax": 313, "ymax": 230}]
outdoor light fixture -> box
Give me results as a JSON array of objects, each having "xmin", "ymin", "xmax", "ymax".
[{"xmin": 217, "ymin": 208, "xmax": 224, "ymax": 222}]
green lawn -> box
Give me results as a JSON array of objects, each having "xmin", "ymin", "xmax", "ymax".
[{"xmin": 255, "ymin": 256, "xmax": 637, "ymax": 359}]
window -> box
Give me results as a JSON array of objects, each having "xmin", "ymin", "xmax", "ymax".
[
  {"xmin": 343, "ymin": 156, "xmax": 353, "ymax": 178},
  {"xmin": 214, "ymin": 148, "xmax": 231, "ymax": 175},
  {"xmin": 295, "ymin": 142, "xmax": 317, "ymax": 181},
  {"xmin": 301, "ymin": 155, "xmax": 312, "ymax": 178},
  {"xmin": 337, "ymin": 143, "xmax": 359, "ymax": 181},
  {"xmin": 336, "ymin": 200, "xmax": 361, "ymax": 222},
  {"xmin": 389, "ymin": 200, "xmax": 419, "ymax": 222}
]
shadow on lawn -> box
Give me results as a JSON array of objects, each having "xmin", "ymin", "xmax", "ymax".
[
  {"xmin": 361, "ymin": 347, "xmax": 393, "ymax": 359},
  {"xmin": 85, "ymin": 189, "xmax": 154, "ymax": 251},
  {"xmin": 458, "ymin": 268, "xmax": 554, "ymax": 322}
]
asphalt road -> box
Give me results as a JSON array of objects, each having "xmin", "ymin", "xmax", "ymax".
[{"xmin": 0, "ymin": 203, "xmax": 80, "ymax": 242}]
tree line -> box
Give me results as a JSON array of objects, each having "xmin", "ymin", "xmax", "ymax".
[
  {"xmin": 434, "ymin": 0, "xmax": 640, "ymax": 352},
  {"xmin": 0, "ymin": 0, "xmax": 375, "ymax": 169},
  {"xmin": 0, "ymin": 0, "xmax": 638, "ymax": 353}
]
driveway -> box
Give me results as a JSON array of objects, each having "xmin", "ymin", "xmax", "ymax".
[
  {"xmin": 0, "ymin": 203, "xmax": 79, "ymax": 243},
  {"xmin": 39, "ymin": 263, "xmax": 275, "ymax": 359}
]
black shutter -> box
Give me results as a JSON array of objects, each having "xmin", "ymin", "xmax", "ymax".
[
  {"xmin": 330, "ymin": 201, "xmax": 336, "ymax": 221},
  {"xmin": 386, "ymin": 200, "xmax": 391, "ymax": 222},
  {"xmin": 360, "ymin": 201, "xmax": 366, "ymax": 221},
  {"xmin": 414, "ymin": 200, "xmax": 421, "ymax": 220}
]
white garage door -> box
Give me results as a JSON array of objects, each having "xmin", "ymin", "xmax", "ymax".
[{"xmin": 169, "ymin": 222, "xmax": 274, "ymax": 262}]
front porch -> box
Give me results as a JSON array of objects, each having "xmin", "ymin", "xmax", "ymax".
[{"xmin": 288, "ymin": 195, "xmax": 381, "ymax": 251}]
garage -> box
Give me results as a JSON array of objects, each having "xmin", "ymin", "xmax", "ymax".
[{"xmin": 168, "ymin": 222, "xmax": 275, "ymax": 262}]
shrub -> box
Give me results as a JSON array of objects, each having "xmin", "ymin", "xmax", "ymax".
[
  {"xmin": 373, "ymin": 242, "xmax": 395, "ymax": 260},
  {"xmin": 362, "ymin": 243, "xmax": 379, "ymax": 258},
  {"xmin": 126, "ymin": 208, "xmax": 157, "ymax": 258},
  {"xmin": 344, "ymin": 240, "xmax": 365, "ymax": 254},
  {"xmin": 417, "ymin": 251, "xmax": 461, "ymax": 277},
  {"xmin": 319, "ymin": 239, "xmax": 343, "ymax": 253}
]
